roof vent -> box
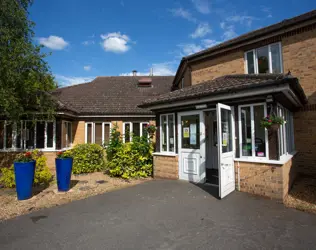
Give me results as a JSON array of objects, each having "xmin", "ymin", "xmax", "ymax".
[
  {"xmin": 138, "ymin": 77, "xmax": 152, "ymax": 87},
  {"xmin": 132, "ymin": 70, "xmax": 137, "ymax": 76}
]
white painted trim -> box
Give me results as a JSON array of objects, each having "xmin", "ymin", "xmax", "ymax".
[
  {"xmin": 78, "ymin": 115, "xmax": 155, "ymax": 118},
  {"xmin": 153, "ymin": 152, "xmax": 178, "ymax": 156},
  {"xmin": 123, "ymin": 122, "xmax": 132, "ymax": 143},
  {"xmin": 235, "ymin": 151, "xmax": 297, "ymax": 165},
  {"xmin": 150, "ymin": 85, "xmax": 290, "ymax": 110},
  {"xmin": 160, "ymin": 113, "xmax": 175, "ymax": 153}
]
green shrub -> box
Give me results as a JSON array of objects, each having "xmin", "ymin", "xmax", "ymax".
[
  {"xmin": 69, "ymin": 144, "xmax": 105, "ymax": 174},
  {"xmin": 0, "ymin": 149, "xmax": 53, "ymax": 188},
  {"xmin": 106, "ymin": 124, "xmax": 123, "ymax": 161},
  {"xmin": 107, "ymin": 135, "xmax": 154, "ymax": 179}
]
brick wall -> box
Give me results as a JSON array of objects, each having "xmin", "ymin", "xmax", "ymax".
[
  {"xmin": 72, "ymin": 121, "xmax": 85, "ymax": 146},
  {"xmin": 236, "ymin": 158, "xmax": 296, "ymax": 200},
  {"xmin": 153, "ymin": 155, "xmax": 178, "ymax": 179},
  {"xmin": 191, "ymin": 51, "xmax": 244, "ymax": 85},
  {"xmin": 43, "ymin": 152, "xmax": 56, "ymax": 173}
]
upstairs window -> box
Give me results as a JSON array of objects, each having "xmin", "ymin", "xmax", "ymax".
[{"xmin": 245, "ymin": 43, "xmax": 283, "ymax": 74}]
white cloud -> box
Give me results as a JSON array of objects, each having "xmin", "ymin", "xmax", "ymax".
[
  {"xmin": 202, "ymin": 39, "xmax": 220, "ymax": 48},
  {"xmin": 261, "ymin": 6, "xmax": 272, "ymax": 18},
  {"xmin": 169, "ymin": 8, "xmax": 197, "ymax": 23},
  {"xmin": 120, "ymin": 62, "xmax": 176, "ymax": 76},
  {"xmin": 220, "ymin": 22, "xmax": 237, "ymax": 40},
  {"xmin": 178, "ymin": 43, "xmax": 203, "ymax": 56},
  {"xmin": 100, "ymin": 32, "xmax": 131, "ymax": 53},
  {"xmin": 55, "ymin": 75, "xmax": 95, "ymax": 87},
  {"xmin": 38, "ymin": 36, "xmax": 68, "ymax": 50},
  {"xmin": 82, "ymin": 40, "xmax": 95, "ymax": 46},
  {"xmin": 190, "ymin": 22, "xmax": 212, "ymax": 38},
  {"xmin": 191, "ymin": 0, "xmax": 210, "ymax": 14},
  {"xmin": 226, "ymin": 15, "xmax": 258, "ymax": 27},
  {"xmin": 83, "ymin": 65, "xmax": 91, "ymax": 71}
]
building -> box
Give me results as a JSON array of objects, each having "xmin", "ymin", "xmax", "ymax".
[
  {"xmin": 0, "ymin": 75, "xmax": 174, "ymax": 171},
  {"xmin": 140, "ymin": 10, "xmax": 316, "ymax": 200}
]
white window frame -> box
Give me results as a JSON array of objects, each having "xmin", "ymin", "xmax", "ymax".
[
  {"xmin": 277, "ymin": 104, "xmax": 295, "ymax": 160},
  {"xmin": 245, "ymin": 42, "xmax": 283, "ymax": 74},
  {"xmin": 0, "ymin": 120, "xmax": 56, "ymax": 151},
  {"xmin": 85, "ymin": 122, "xmax": 112, "ymax": 145},
  {"xmin": 238, "ymin": 103, "xmax": 269, "ymax": 161},
  {"xmin": 62, "ymin": 121, "xmax": 72, "ymax": 149},
  {"xmin": 160, "ymin": 113, "xmax": 176, "ymax": 153},
  {"xmin": 123, "ymin": 122, "xmax": 150, "ymax": 143},
  {"xmin": 140, "ymin": 122, "xmax": 149, "ymax": 137}
]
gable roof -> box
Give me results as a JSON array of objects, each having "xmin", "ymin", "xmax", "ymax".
[
  {"xmin": 140, "ymin": 74, "xmax": 307, "ymax": 108},
  {"xmin": 52, "ymin": 76, "xmax": 174, "ymax": 116},
  {"xmin": 173, "ymin": 9, "xmax": 316, "ymax": 87}
]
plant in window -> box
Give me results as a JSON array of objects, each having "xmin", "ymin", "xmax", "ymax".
[
  {"xmin": 260, "ymin": 115, "xmax": 284, "ymax": 130},
  {"xmin": 144, "ymin": 123, "xmax": 156, "ymax": 138}
]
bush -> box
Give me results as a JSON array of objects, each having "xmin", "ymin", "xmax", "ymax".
[
  {"xmin": 0, "ymin": 149, "xmax": 53, "ymax": 188},
  {"xmin": 107, "ymin": 132, "xmax": 154, "ymax": 179},
  {"xmin": 106, "ymin": 124, "xmax": 123, "ymax": 161},
  {"xmin": 69, "ymin": 144, "xmax": 105, "ymax": 174}
]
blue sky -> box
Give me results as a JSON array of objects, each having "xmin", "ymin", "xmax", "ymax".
[{"xmin": 29, "ymin": 0, "xmax": 316, "ymax": 86}]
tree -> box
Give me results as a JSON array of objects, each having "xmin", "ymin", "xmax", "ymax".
[{"xmin": 0, "ymin": 0, "xmax": 56, "ymax": 121}]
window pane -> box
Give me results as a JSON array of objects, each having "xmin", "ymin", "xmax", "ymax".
[
  {"xmin": 221, "ymin": 109, "xmax": 232, "ymax": 153},
  {"xmin": 142, "ymin": 123, "xmax": 148, "ymax": 138},
  {"xmin": 168, "ymin": 115, "xmax": 174, "ymax": 152},
  {"xmin": 132, "ymin": 122, "xmax": 140, "ymax": 137},
  {"xmin": 26, "ymin": 121, "xmax": 35, "ymax": 149},
  {"xmin": 254, "ymin": 106, "xmax": 266, "ymax": 157},
  {"xmin": 36, "ymin": 122, "xmax": 45, "ymax": 149},
  {"xmin": 0, "ymin": 121, "xmax": 4, "ymax": 149},
  {"xmin": 181, "ymin": 115, "xmax": 200, "ymax": 149},
  {"xmin": 103, "ymin": 124, "xmax": 110, "ymax": 146},
  {"xmin": 16, "ymin": 122, "xmax": 22, "ymax": 148},
  {"xmin": 67, "ymin": 123, "xmax": 72, "ymax": 147},
  {"xmin": 271, "ymin": 44, "xmax": 282, "ymax": 73},
  {"xmin": 124, "ymin": 123, "xmax": 131, "ymax": 143},
  {"xmin": 257, "ymin": 46, "xmax": 269, "ymax": 73},
  {"xmin": 246, "ymin": 51, "xmax": 255, "ymax": 74},
  {"xmin": 47, "ymin": 122, "xmax": 54, "ymax": 148},
  {"xmin": 87, "ymin": 123, "xmax": 93, "ymax": 143},
  {"xmin": 161, "ymin": 116, "xmax": 167, "ymax": 151},
  {"xmin": 241, "ymin": 107, "xmax": 252, "ymax": 156},
  {"xmin": 93, "ymin": 123, "xmax": 102, "ymax": 145}
]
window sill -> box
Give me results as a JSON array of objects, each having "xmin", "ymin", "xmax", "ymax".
[
  {"xmin": 153, "ymin": 152, "xmax": 178, "ymax": 157},
  {"xmin": 234, "ymin": 151, "xmax": 297, "ymax": 165}
]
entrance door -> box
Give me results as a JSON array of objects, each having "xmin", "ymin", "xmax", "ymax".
[
  {"xmin": 217, "ymin": 103, "xmax": 235, "ymax": 198},
  {"xmin": 178, "ymin": 111, "xmax": 205, "ymax": 183}
]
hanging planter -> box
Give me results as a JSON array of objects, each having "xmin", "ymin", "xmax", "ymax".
[
  {"xmin": 14, "ymin": 152, "xmax": 36, "ymax": 200},
  {"xmin": 260, "ymin": 115, "xmax": 284, "ymax": 131},
  {"xmin": 55, "ymin": 151, "xmax": 73, "ymax": 192}
]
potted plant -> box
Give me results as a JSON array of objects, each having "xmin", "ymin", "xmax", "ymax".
[
  {"xmin": 14, "ymin": 151, "xmax": 36, "ymax": 200},
  {"xmin": 260, "ymin": 115, "xmax": 285, "ymax": 131},
  {"xmin": 55, "ymin": 150, "xmax": 73, "ymax": 192}
]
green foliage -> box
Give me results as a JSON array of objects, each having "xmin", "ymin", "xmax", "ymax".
[
  {"xmin": 0, "ymin": 149, "xmax": 53, "ymax": 188},
  {"xmin": 56, "ymin": 150, "xmax": 73, "ymax": 159},
  {"xmin": 107, "ymin": 135, "xmax": 154, "ymax": 179},
  {"xmin": 106, "ymin": 124, "xmax": 123, "ymax": 161},
  {"xmin": 0, "ymin": 0, "xmax": 56, "ymax": 121},
  {"xmin": 260, "ymin": 114, "xmax": 285, "ymax": 128},
  {"xmin": 14, "ymin": 151, "xmax": 33, "ymax": 163},
  {"xmin": 68, "ymin": 144, "xmax": 105, "ymax": 174}
]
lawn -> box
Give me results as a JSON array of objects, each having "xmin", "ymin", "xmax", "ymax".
[{"xmin": 0, "ymin": 172, "xmax": 150, "ymax": 221}]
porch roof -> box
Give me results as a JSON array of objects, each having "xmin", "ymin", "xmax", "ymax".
[{"xmin": 139, "ymin": 74, "xmax": 307, "ymax": 109}]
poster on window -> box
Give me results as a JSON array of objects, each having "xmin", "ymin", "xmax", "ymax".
[
  {"xmin": 222, "ymin": 132, "xmax": 227, "ymax": 146},
  {"xmin": 183, "ymin": 127, "xmax": 190, "ymax": 138},
  {"xmin": 190, "ymin": 124, "xmax": 197, "ymax": 145}
]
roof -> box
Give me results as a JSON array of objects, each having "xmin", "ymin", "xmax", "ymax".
[
  {"xmin": 173, "ymin": 9, "xmax": 316, "ymax": 86},
  {"xmin": 140, "ymin": 74, "xmax": 307, "ymax": 107},
  {"xmin": 52, "ymin": 76, "xmax": 174, "ymax": 115}
]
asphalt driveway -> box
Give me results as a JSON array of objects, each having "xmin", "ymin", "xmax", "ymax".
[{"xmin": 1, "ymin": 180, "xmax": 316, "ymax": 250}]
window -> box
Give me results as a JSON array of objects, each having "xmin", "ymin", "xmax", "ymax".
[
  {"xmin": 123, "ymin": 122, "xmax": 149, "ymax": 143},
  {"xmin": 85, "ymin": 122, "xmax": 112, "ymax": 146},
  {"xmin": 63, "ymin": 121, "xmax": 72, "ymax": 148},
  {"xmin": 239, "ymin": 104, "xmax": 268, "ymax": 159},
  {"xmin": 181, "ymin": 114, "xmax": 199, "ymax": 150},
  {"xmin": 277, "ymin": 105, "xmax": 295, "ymax": 158},
  {"xmin": 160, "ymin": 114, "xmax": 175, "ymax": 153},
  {"xmin": 0, "ymin": 121, "xmax": 55, "ymax": 150},
  {"xmin": 245, "ymin": 43, "xmax": 283, "ymax": 74}
]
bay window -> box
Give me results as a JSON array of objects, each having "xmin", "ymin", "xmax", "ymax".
[
  {"xmin": 239, "ymin": 104, "xmax": 268, "ymax": 159},
  {"xmin": 85, "ymin": 122, "xmax": 111, "ymax": 146},
  {"xmin": 245, "ymin": 42, "xmax": 283, "ymax": 74},
  {"xmin": 160, "ymin": 114, "xmax": 175, "ymax": 153},
  {"xmin": 123, "ymin": 122, "xmax": 149, "ymax": 143}
]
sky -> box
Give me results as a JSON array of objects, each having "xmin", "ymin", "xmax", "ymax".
[{"xmin": 29, "ymin": 0, "xmax": 316, "ymax": 86}]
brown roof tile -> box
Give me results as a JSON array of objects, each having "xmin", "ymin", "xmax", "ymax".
[{"xmin": 52, "ymin": 76, "xmax": 174, "ymax": 115}]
